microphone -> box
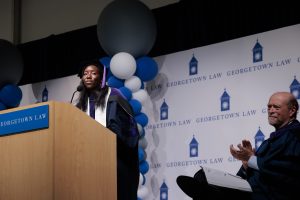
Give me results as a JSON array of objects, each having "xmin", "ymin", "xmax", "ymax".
[{"xmin": 70, "ymin": 85, "xmax": 83, "ymax": 103}]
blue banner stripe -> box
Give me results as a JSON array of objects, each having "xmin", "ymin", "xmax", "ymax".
[{"xmin": 0, "ymin": 105, "xmax": 49, "ymax": 136}]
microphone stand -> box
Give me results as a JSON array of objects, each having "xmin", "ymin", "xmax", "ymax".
[
  {"xmin": 70, "ymin": 85, "xmax": 83, "ymax": 103},
  {"xmin": 70, "ymin": 90, "xmax": 78, "ymax": 104}
]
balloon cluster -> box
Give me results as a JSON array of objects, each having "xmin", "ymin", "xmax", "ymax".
[
  {"xmin": 100, "ymin": 52, "xmax": 158, "ymax": 199},
  {"xmin": 97, "ymin": 0, "xmax": 158, "ymax": 199},
  {"xmin": 100, "ymin": 52, "xmax": 157, "ymax": 199},
  {"xmin": 0, "ymin": 39, "xmax": 23, "ymax": 111}
]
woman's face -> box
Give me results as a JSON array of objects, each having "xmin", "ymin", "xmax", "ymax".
[{"xmin": 82, "ymin": 65, "xmax": 100, "ymax": 89}]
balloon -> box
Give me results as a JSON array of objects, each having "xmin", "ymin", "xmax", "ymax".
[
  {"xmin": 97, "ymin": 0, "xmax": 157, "ymax": 58},
  {"xmin": 99, "ymin": 56, "xmax": 113, "ymax": 80},
  {"xmin": 106, "ymin": 70, "xmax": 113, "ymax": 81},
  {"xmin": 140, "ymin": 81, "xmax": 144, "ymax": 89},
  {"xmin": 139, "ymin": 173, "xmax": 146, "ymax": 186},
  {"xmin": 135, "ymin": 56, "xmax": 158, "ymax": 82},
  {"xmin": 132, "ymin": 89, "xmax": 148, "ymax": 105},
  {"xmin": 110, "ymin": 52, "xmax": 136, "ymax": 79},
  {"xmin": 99, "ymin": 56, "xmax": 111, "ymax": 68},
  {"xmin": 135, "ymin": 112, "xmax": 148, "ymax": 127},
  {"xmin": 125, "ymin": 76, "xmax": 142, "ymax": 93},
  {"xmin": 107, "ymin": 76, "xmax": 124, "ymax": 88},
  {"xmin": 137, "ymin": 123, "xmax": 145, "ymax": 138},
  {"xmin": 138, "ymin": 147, "xmax": 145, "ymax": 161},
  {"xmin": 139, "ymin": 160, "xmax": 149, "ymax": 174},
  {"xmin": 139, "ymin": 137, "xmax": 148, "ymax": 149},
  {"xmin": 118, "ymin": 86, "xmax": 132, "ymax": 100},
  {"xmin": 129, "ymin": 99, "xmax": 142, "ymax": 115},
  {"xmin": 0, "ymin": 84, "xmax": 22, "ymax": 108},
  {"xmin": 0, "ymin": 39, "xmax": 23, "ymax": 87},
  {"xmin": 0, "ymin": 101, "xmax": 7, "ymax": 111},
  {"xmin": 143, "ymin": 150, "xmax": 147, "ymax": 161},
  {"xmin": 137, "ymin": 185, "xmax": 149, "ymax": 198}
]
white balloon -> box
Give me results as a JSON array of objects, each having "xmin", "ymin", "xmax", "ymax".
[
  {"xmin": 132, "ymin": 89, "xmax": 148, "ymax": 104},
  {"xmin": 125, "ymin": 76, "xmax": 142, "ymax": 92},
  {"xmin": 139, "ymin": 137, "xmax": 148, "ymax": 149},
  {"xmin": 110, "ymin": 52, "xmax": 136, "ymax": 79},
  {"xmin": 137, "ymin": 185, "xmax": 149, "ymax": 199},
  {"xmin": 137, "ymin": 123, "xmax": 144, "ymax": 136},
  {"xmin": 139, "ymin": 173, "xmax": 145, "ymax": 186}
]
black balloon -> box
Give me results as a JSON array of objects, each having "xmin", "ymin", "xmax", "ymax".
[
  {"xmin": 97, "ymin": 0, "xmax": 157, "ymax": 58},
  {"xmin": 0, "ymin": 39, "xmax": 23, "ymax": 87}
]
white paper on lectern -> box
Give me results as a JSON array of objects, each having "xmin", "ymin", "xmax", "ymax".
[{"xmin": 201, "ymin": 166, "xmax": 252, "ymax": 192}]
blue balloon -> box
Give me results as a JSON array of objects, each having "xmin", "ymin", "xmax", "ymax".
[
  {"xmin": 107, "ymin": 76, "xmax": 124, "ymax": 88},
  {"xmin": 135, "ymin": 113, "xmax": 148, "ymax": 127},
  {"xmin": 0, "ymin": 101, "xmax": 7, "ymax": 111},
  {"xmin": 129, "ymin": 99, "xmax": 142, "ymax": 115},
  {"xmin": 138, "ymin": 147, "xmax": 145, "ymax": 161},
  {"xmin": 99, "ymin": 56, "xmax": 113, "ymax": 80},
  {"xmin": 99, "ymin": 56, "xmax": 111, "ymax": 68},
  {"xmin": 140, "ymin": 81, "xmax": 144, "ymax": 89},
  {"xmin": 135, "ymin": 56, "xmax": 158, "ymax": 82},
  {"xmin": 139, "ymin": 160, "xmax": 149, "ymax": 174},
  {"xmin": 0, "ymin": 84, "xmax": 22, "ymax": 107},
  {"xmin": 118, "ymin": 86, "xmax": 132, "ymax": 100},
  {"xmin": 106, "ymin": 69, "xmax": 113, "ymax": 80}
]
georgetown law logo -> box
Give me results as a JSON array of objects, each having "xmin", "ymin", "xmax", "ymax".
[
  {"xmin": 0, "ymin": 105, "xmax": 49, "ymax": 136},
  {"xmin": 189, "ymin": 53, "xmax": 198, "ymax": 75},
  {"xmin": 220, "ymin": 89, "xmax": 230, "ymax": 111},
  {"xmin": 254, "ymin": 127, "xmax": 265, "ymax": 150},
  {"xmin": 189, "ymin": 135, "xmax": 199, "ymax": 157},
  {"xmin": 160, "ymin": 180, "xmax": 168, "ymax": 200},
  {"xmin": 160, "ymin": 99, "xmax": 169, "ymax": 120},
  {"xmin": 290, "ymin": 75, "xmax": 300, "ymax": 99},
  {"xmin": 252, "ymin": 39, "xmax": 263, "ymax": 63}
]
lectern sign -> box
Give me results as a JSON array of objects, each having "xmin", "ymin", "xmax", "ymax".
[{"xmin": 0, "ymin": 105, "xmax": 49, "ymax": 136}]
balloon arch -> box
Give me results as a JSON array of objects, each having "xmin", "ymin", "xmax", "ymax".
[{"xmin": 97, "ymin": 0, "xmax": 158, "ymax": 199}]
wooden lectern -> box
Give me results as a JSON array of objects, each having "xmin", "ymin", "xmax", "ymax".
[{"xmin": 0, "ymin": 101, "xmax": 117, "ymax": 200}]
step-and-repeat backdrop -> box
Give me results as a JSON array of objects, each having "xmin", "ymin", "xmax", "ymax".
[{"xmin": 20, "ymin": 24, "xmax": 300, "ymax": 200}]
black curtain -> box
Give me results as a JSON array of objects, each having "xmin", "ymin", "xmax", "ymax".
[{"xmin": 18, "ymin": 0, "xmax": 300, "ymax": 85}]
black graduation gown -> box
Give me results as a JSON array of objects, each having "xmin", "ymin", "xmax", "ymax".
[
  {"xmin": 106, "ymin": 91, "xmax": 139, "ymax": 200},
  {"xmin": 237, "ymin": 120, "xmax": 300, "ymax": 200}
]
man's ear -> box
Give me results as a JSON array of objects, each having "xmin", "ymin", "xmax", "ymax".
[{"xmin": 289, "ymin": 106, "xmax": 296, "ymax": 117}]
